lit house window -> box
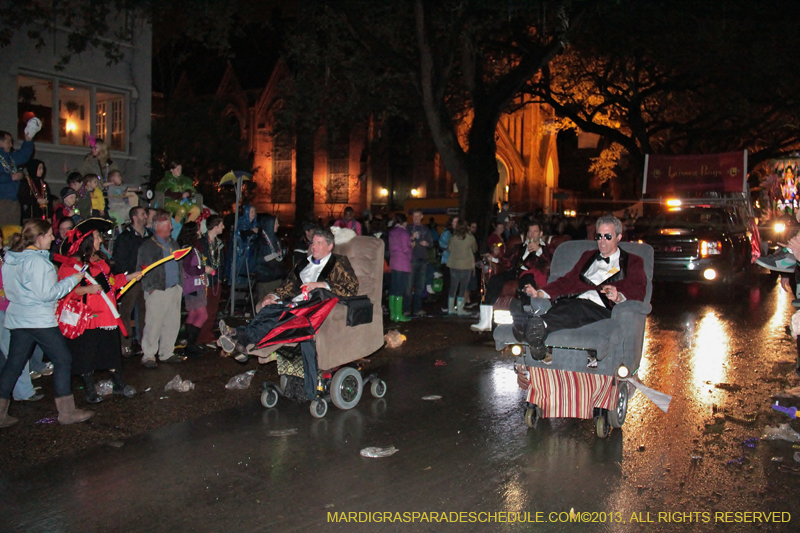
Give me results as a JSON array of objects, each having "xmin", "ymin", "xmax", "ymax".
[
  {"xmin": 59, "ymin": 84, "xmax": 90, "ymax": 147},
  {"xmin": 16, "ymin": 75, "xmax": 127, "ymax": 152},
  {"xmin": 17, "ymin": 75, "xmax": 54, "ymax": 143},
  {"xmin": 98, "ymin": 91, "xmax": 126, "ymax": 151}
]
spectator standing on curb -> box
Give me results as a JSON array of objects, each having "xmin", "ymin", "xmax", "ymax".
[
  {"xmin": 333, "ymin": 206, "xmax": 363, "ymax": 235},
  {"xmin": 137, "ymin": 211, "xmax": 185, "ymax": 368},
  {"xmin": 0, "ymin": 219, "xmax": 92, "ymax": 427},
  {"xmin": 388, "ymin": 213, "xmax": 412, "ymax": 323},
  {"xmin": 0, "ymin": 129, "xmax": 34, "ymax": 227},
  {"xmin": 446, "ymin": 220, "xmax": 478, "ymax": 316},
  {"xmin": 405, "ymin": 209, "xmax": 433, "ymax": 316},
  {"xmin": 112, "ymin": 207, "xmax": 151, "ymax": 356},
  {"xmin": 195, "ymin": 215, "xmax": 225, "ymax": 346}
]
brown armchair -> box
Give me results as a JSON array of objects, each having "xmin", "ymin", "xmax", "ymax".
[{"xmin": 251, "ymin": 236, "xmax": 385, "ymax": 369}]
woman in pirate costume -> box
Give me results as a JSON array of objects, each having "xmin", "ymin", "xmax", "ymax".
[{"xmin": 56, "ymin": 218, "xmax": 142, "ymax": 404}]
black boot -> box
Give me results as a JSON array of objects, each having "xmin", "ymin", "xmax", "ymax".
[
  {"xmin": 109, "ymin": 370, "xmax": 136, "ymax": 398},
  {"xmin": 81, "ymin": 373, "xmax": 103, "ymax": 404},
  {"xmin": 184, "ymin": 325, "xmax": 203, "ymax": 358}
]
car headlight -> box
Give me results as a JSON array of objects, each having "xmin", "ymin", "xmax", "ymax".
[
  {"xmin": 511, "ymin": 345, "xmax": 522, "ymax": 356},
  {"xmin": 617, "ymin": 364, "xmax": 629, "ymax": 379}
]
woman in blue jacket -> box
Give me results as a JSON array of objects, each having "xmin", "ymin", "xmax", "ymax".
[{"xmin": 0, "ymin": 219, "xmax": 93, "ymax": 428}]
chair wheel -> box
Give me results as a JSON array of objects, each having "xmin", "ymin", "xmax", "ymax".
[
  {"xmin": 330, "ymin": 367, "xmax": 363, "ymax": 410},
  {"xmin": 607, "ymin": 381, "xmax": 629, "ymax": 428},
  {"xmin": 524, "ymin": 405, "xmax": 540, "ymax": 429},
  {"xmin": 261, "ymin": 388, "xmax": 278, "ymax": 409},
  {"xmin": 595, "ymin": 413, "xmax": 611, "ymax": 438},
  {"xmin": 370, "ymin": 380, "xmax": 387, "ymax": 398},
  {"xmin": 310, "ymin": 398, "xmax": 328, "ymax": 418}
]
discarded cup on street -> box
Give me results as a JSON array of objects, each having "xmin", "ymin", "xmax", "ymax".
[
  {"xmin": 360, "ymin": 446, "xmax": 399, "ymax": 458},
  {"xmin": 164, "ymin": 374, "xmax": 194, "ymax": 393},
  {"xmin": 422, "ymin": 395, "xmax": 442, "ymax": 401},
  {"xmin": 225, "ymin": 370, "xmax": 256, "ymax": 390}
]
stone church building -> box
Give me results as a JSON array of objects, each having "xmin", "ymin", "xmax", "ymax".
[{"xmin": 206, "ymin": 62, "xmax": 560, "ymax": 221}]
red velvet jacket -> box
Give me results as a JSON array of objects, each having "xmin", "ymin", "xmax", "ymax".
[
  {"xmin": 542, "ymin": 248, "xmax": 647, "ymax": 306},
  {"xmin": 57, "ymin": 258, "xmax": 127, "ymax": 330}
]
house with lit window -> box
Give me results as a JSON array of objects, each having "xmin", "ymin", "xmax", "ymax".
[
  {"xmin": 0, "ymin": 13, "xmax": 152, "ymax": 190},
  {"xmin": 204, "ymin": 62, "xmax": 559, "ymax": 221}
]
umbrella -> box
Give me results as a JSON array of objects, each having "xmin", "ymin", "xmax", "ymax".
[
  {"xmin": 220, "ymin": 170, "xmax": 254, "ymax": 316},
  {"xmin": 220, "ymin": 170, "xmax": 252, "ymax": 186},
  {"xmin": 254, "ymin": 297, "xmax": 339, "ymax": 349}
]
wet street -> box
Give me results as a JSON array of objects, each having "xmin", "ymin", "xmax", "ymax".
[{"xmin": 2, "ymin": 278, "xmax": 800, "ymax": 532}]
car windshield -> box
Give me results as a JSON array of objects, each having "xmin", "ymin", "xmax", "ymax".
[{"xmin": 637, "ymin": 209, "xmax": 733, "ymax": 232}]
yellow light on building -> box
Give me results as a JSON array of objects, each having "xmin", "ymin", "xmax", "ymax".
[
  {"xmin": 380, "ymin": 188, "xmax": 388, "ymax": 197},
  {"xmin": 66, "ymin": 120, "xmax": 77, "ymax": 133},
  {"xmin": 411, "ymin": 188, "xmax": 419, "ymax": 197}
]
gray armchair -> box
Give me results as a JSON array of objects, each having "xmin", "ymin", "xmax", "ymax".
[{"xmin": 495, "ymin": 240, "xmax": 654, "ymax": 376}]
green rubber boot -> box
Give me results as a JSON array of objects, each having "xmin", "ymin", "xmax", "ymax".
[
  {"xmin": 388, "ymin": 296, "xmax": 398, "ymax": 321},
  {"xmin": 393, "ymin": 296, "xmax": 410, "ymax": 322}
]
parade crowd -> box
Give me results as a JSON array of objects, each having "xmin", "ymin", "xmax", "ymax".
[{"xmin": 1, "ymin": 124, "xmax": 633, "ymax": 429}]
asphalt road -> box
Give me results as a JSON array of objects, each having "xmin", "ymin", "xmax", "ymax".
[{"xmin": 2, "ymin": 279, "xmax": 800, "ymax": 532}]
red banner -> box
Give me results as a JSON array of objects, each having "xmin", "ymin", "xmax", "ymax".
[{"xmin": 643, "ymin": 151, "xmax": 747, "ymax": 195}]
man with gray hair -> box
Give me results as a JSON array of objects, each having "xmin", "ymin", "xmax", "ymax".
[
  {"xmin": 521, "ymin": 215, "xmax": 647, "ymax": 359},
  {"xmin": 218, "ymin": 227, "xmax": 358, "ymax": 399},
  {"xmin": 136, "ymin": 210, "xmax": 185, "ymax": 368}
]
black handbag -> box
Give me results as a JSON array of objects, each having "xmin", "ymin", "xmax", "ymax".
[{"xmin": 338, "ymin": 295, "xmax": 373, "ymax": 327}]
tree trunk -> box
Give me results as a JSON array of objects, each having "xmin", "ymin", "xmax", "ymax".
[{"xmin": 294, "ymin": 127, "xmax": 316, "ymax": 226}]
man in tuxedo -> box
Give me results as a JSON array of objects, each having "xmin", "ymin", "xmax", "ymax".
[
  {"xmin": 522, "ymin": 215, "xmax": 646, "ymax": 359},
  {"xmin": 218, "ymin": 227, "xmax": 358, "ymax": 360}
]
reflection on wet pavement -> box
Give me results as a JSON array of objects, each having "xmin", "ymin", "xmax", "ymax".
[{"xmin": 1, "ymin": 280, "xmax": 799, "ymax": 532}]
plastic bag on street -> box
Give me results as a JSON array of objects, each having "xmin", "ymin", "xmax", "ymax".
[
  {"xmin": 360, "ymin": 446, "xmax": 399, "ymax": 458},
  {"xmin": 384, "ymin": 330, "xmax": 406, "ymax": 348},
  {"xmin": 95, "ymin": 380, "xmax": 114, "ymax": 396},
  {"xmin": 164, "ymin": 374, "xmax": 195, "ymax": 393},
  {"xmin": 225, "ymin": 370, "xmax": 256, "ymax": 390},
  {"xmin": 761, "ymin": 423, "xmax": 800, "ymax": 443}
]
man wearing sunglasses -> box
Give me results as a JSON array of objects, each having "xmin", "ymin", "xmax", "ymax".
[{"xmin": 522, "ymin": 215, "xmax": 647, "ymax": 359}]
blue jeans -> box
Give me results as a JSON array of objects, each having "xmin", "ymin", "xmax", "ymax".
[
  {"xmin": 405, "ymin": 259, "xmax": 427, "ymax": 314},
  {"xmin": 390, "ymin": 271, "xmax": 409, "ymax": 297},
  {"xmin": 0, "ymin": 310, "xmax": 35, "ymax": 400},
  {"xmin": 0, "ymin": 328, "xmax": 74, "ymax": 399}
]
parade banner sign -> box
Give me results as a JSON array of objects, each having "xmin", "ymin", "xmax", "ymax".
[{"xmin": 642, "ymin": 151, "xmax": 748, "ymax": 195}]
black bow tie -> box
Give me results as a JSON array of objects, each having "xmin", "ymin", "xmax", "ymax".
[
  {"xmin": 311, "ymin": 258, "xmax": 321, "ymax": 265},
  {"xmin": 595, "ymin": 252, "xmax": 610, "ymax": 264}
]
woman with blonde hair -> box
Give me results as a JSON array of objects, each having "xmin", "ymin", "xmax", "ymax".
[{"xmin": 0, "ymin": 219, "xmax": 92, "ymax": 427}]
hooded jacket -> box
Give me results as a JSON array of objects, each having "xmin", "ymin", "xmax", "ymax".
[{"xmin": 1, "ymin": 248, "xmax": 79, "ymax": 329}]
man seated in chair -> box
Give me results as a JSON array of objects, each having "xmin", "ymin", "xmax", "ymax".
[
  {"xmin": 218, "ymin": 227, "xmax": 358, "ymax": 363},
  {"xmin": 521, "ymin": 215, "xmax": 647, "ymax": 360}
]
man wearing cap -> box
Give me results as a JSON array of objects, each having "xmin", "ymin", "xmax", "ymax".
[
  {"xmin": 0, "ymin": 130, "xmax": 34, "ymax": 227},
  {"xmin": 136, "ymin": 210, "xmax": 184, "ymax": 367}
]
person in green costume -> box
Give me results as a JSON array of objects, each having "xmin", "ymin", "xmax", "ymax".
[{"xmin": 156, "ymin": 162, "xmax": 197, "ymax": 217}]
